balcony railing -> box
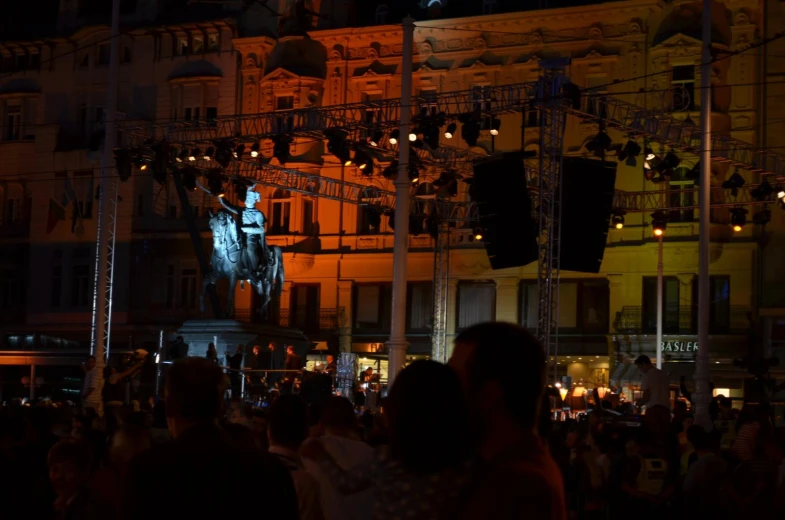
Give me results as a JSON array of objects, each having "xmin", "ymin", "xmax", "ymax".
[
  {"xmin": 279, "ymin": 308, "xmax": 343, "ymax": 333},
  {"xmin": 613, "ymin": 305, "xmax": 749, "ymax": 334}
]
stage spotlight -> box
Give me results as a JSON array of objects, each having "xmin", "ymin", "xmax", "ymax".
[
  {"xmin": 114, "ymin": 149, "xmax": 132, "ymax": 182},
  {"xmin": 408, "ymin": 131, "xmax": 417, "ymax": 142},
  {"xmin": 369, "ymin": 129, "xmax": 384, "ymax": 147},
  {"xmin": 177, "ymin": 149, "xmax": 188, "ymax": 163},
  {"xmin": 215, "ymin": 141, "xmax": 234, "ymax": 168},
  {"xmin": 234, "ymin": 144, "xmax": 246, "ymax": 159},
  {"xmin": 662, "ymin": 150, "xmax": 681, "ymax": 169},
  {"xmin": 644, "ymin": 146, "xmax": 656, "ymax": 161},
  {"xmin": 385, "ymin": 209, "xmax": 395, "ymax": 230},
  {"xmin": 433, "ymin": 169, "xmax": 461, "ymax": 197},
  {"xmin": 182, "ymin": 167, "xmax": 198, "ymax": 192},
  {"xmin": 778, "ymin": 186, "xmax": 785, "ymax": 199},
  {"xmin": 409, "ymin": 214, "xmax": 425, "ymax": 235},
  {"xmin": 617, "ymin": 139, "xmax": 642, "ymax": 166},
  {"xmin": 203, "ymin": 147, "xmax": 215, "ymax": 161},
  {"xmin": 611, "ymin": 210, "xmax": 626, "ymax": 230},
  {"xmin": 444, "ymin": 122, "xmax": 457, "ymax": 139},
  {"xmin": 188, "ymin": 149, "xmax": 198, "ymax": 162},
  {"xmin": 355, "ymin": 149, "xmax": 373, "ymax": 174},
  {"xmin": 459, "ymin": 114, "xmax": 481, "ymax": 146},
  {"xmin": 753, "ymin": 207, "xmax": 771, "ymax": 225},
  {"xmin": 250, "ymin": 142, "xmax": 260, "ymax": 158},
  {"xmin": 272, "ymin": 135, "xmax": 293, "ymax": 165},
  {"xmin": 751, "ymin": 177, "xmax": 774, "ymax": 200},
  {"xmin": 730, "ymin": 206, "xmax": 748, "ymax": 232},
  {"xmin": 382, "ymin": 160, "xmax": 398, "ymax": 180},
  {"xmin": 326, "ymin": 129, "xmax": 351, "ymax": 165},
  {"xmin": 388, "ymin": 129, "xmax": 400, "ymax": 145},
  {"xmin": 206, "ymin": 169, "xmax": 225, "ymax": 198},
  {"xmin": 490, "ymin": 118, "xmax": 501, "ymax": 136},
  {"xmin": 409, "ymin": 166, "xmax": 420, "ymax": 184},
  {"xmin": 651, "ymin": 211, "xmax": 667, "ymax": 237},
  {"xmin": 562, "ymin": 82, "xmax": 582, "ymax": 109},
  {"xmin": 472, "ymin": 227, "xmax": 484, "ymax": 241},
  {"xmin": 426, "ymin": 213, "xmax": 439, "ymax": 240},
  {"xmin": 150, "ymin": 145, "xmax": 169, "ymax": 185},
  {"xmin": 722, "ymin": 170, "xmax": 745, "ymax": 196},
  {"xmin": 585, "ymin": 128, "xmax": 612, "ymax": 158}
]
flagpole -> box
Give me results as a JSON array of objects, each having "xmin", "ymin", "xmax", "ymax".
[{"xmin": 90, "ymin": 0, "xmax": 120, "ymax": 380}]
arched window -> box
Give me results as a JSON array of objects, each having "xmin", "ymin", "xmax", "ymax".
[
  {"xmin": 269, "ymin": 189, "xmax": 292, "ymax": 235},
  {"xmin": 375, "ymin": 5, "xmax": 389, "ymax": 25}
]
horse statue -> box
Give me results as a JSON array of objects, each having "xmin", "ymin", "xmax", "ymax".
[{"xmin": 199, "ymin": 208, "xmax": 285, "ymax": 319}]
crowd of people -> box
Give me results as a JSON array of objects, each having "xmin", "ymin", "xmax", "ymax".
[{"xmin": 0, "ymin": 321, "xmax": 784, "ymax": 519}]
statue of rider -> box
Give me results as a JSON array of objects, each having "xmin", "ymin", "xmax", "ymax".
[{"xmin": 219, "ymin": 185, "xmax": 270, "ymax": 283}]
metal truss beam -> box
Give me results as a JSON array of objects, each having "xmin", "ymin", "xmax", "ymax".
[
  {"xmin": 90, "ymin": 181, "xmax": 119, "ymax": 360},
  {"xmin": 123, "ymin": 83, "xmax": 538, "ymax": 147},
  {"xmin": 536, "ymin": 60, "xmax": 569, "ymax": 374},
  {"xmin": 613, "ymin": 185, "xmax": 778, "ymax": 212},
  {"xmin": 571, "ymin": 95, "xmax": 785, "ymax": 179},
  {"xmin": 431, "ymin": 223, "xmax": 450, "ymax": 363}
]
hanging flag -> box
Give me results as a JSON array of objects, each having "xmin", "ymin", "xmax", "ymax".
[
  {"xmin": 46, "ymin": 198, "xmax": 66, "ymax": 234},
  {"xmin": 60, "ymin": 172, "xmax": 77, "ymax": 208}
]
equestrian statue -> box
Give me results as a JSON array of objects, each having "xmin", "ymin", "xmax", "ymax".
[{"xmin": 198, "ymin": 183, "xmax": 284, "ymax": 319}]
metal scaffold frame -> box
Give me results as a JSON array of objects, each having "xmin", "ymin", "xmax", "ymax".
[
  {"xmin": 124, "ymin": 66, "xmax": 785, "ymax": 364},
  {"xmin": 90, "ymin": 180, "xmax": 119, "ymax": 360},
  {"xmin": 431, "ymin": 223, "xmax": 451, "ymax": 363},
  {"xmin": 536, "ymin": 60, "xmax": 569, "ymax": 371}
]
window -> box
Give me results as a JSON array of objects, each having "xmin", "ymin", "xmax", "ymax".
[
  {"xmin": 4, "ymin": 184, "xmax": 23, "ymax": 225},
  {"xmin": 362, "ymin": 92, "xmax": 382, "ymax": 126},
  {"xmin": 357, "ymin": 205, "xmax": 381, "ymax": 235},
  {"xmin": 70, "ymin": 265, "xmax": 91, "ymax": 307},
  {"xmin": 520, "ymin": 280, "xmax": 609, "ymax": 333},
  {"xmin": 73, "ymin": 171, "xmax": 94, "ymax": 220},
  {"xmin": 643, "ymin": 277, "xmax": 681, "ymax": 333},
  {"xmin": 290, "ymin": 284, "xmax": 320, "ymax": 332},
  {"xmin": 97, "ymin": 43, "xmax": 110, "ymax": 66},
  {"xmin": 692, "ymin": 276, "xmax": 731, "ymax": 332},
  {"xmin": 165, "ymin": 265, "xmax": 175, "ymax": 308},
  {"xmin": 205, "ymin": 106, "xmax": 218, "ymax": 120},
  {"xmin": 172, "ymin": 82, "xmax": 218, "ymax": 123},
  {"xmin": 192, "ymin": 37, "xmax": 204, "ymax": 54},
  {"xmin": 180, "ymin": 268, "xmax": 198, "ymax": 309},
  {"xmin": 375, "ymin": 5, "xmax": 389, "ymax": 24},
  {"xmin": 5, "ymin": 101, "xmax": 21, "ymax": 141},
  {"xmin": 483, "ymin": 0, "xmax": 498, "ymax": 15},
  {"xmin": 302, "ymin": 198, "xmax": 316, "ymax": 236},
  {"xmin": 275, "ymin": 95, "xmax": 295, "ymax": 133},
  {"xmin": 672, "ymin": 65, "xmax": 695, "ymax": 111},
  {"xmin": 207, "ymin": 34, "xmax": 220, "ymax": 51},
  {"xmin": 408, "ymin": 283, "xmax": 433, "ymax": 331},
  {"xmin": 51, "ymin": 265, "xmax": 62, "ymax": 308},
  {"xmin": 353, "ymin": 284, "xmax": 392, "ymax": 331},
  {"xmin": 585, "ymin": 76, "xmax": 608, "ymax": 118},
  {"xmin": 668, "ymin": 167, "xmax": 695, "ymax": 222},
  {"xmin": 269, "ymin": 189, "xmax": 291, "ymax": 235},
  {"xmin": 177, "ymin": 37, "xmax": 189, "ymax": 56},
  {"xmin": 0, "ymin": 269, "xmax": 18, "ymax": 309},
  {"xmin": 184, "ymin": 107, "xmax": 200, "ymax": 121},
  {"xmin": 457, "ymin": 283, "xmax": 496, "ymax": 330}
]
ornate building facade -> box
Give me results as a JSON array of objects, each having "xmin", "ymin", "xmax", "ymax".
[{"xmin": 1, "ymin": 0, "xmax": 784, "ymax": 397}]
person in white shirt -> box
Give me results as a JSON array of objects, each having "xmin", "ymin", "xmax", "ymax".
[
  {"xmin": 301, "ymin": 396, "xmax": 374, "ymax": 520},
  {"xmin": 634, "ymin": 355, "xmax": 671, "ymax": 436},
  {"xmin": 81, "ymin": 356, "xmax": 103, "ymax": 417}
]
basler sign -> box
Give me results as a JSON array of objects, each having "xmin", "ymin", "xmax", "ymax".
[{"xmin": 660, "ymin": 340, "xmax": 698, "ymax": 352}]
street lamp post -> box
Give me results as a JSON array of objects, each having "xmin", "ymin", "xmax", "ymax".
[{"xmin": 386, "ymin": 17, "xmax": 415, "ymax": 387}]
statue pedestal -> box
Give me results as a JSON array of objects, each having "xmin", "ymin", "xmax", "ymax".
[{"xmin": 176, "ymin": 320, "xmax": 313, "ymax": 361}]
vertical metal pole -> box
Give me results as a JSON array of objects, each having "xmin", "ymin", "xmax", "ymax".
[
  {"xmin": 656, "ymin": 235, "xmax": 664, "ymax": 369},
  {"xmin": 695, "ymin": 0, "xmax": 713, "ymax": 429},
  {"xmin": 29, "ymin": 364, "xmax": 36, "ymax": 402},
  {"xmin": 155, "ymin": 329, "xmax": 163, "ymax": 397},
  {"xmin": 89, "ymin": 0, "xmax": 120, "ymax": 377},
  {"xmin": 386, "ymin": 17, "xmax": 415, "ymax": 387}
]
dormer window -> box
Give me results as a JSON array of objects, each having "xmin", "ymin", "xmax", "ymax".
[
  {"xmin": 375, "ymin": 4, "xmax": 389, "ymax": 25},
  {"xmin": 192, "ymin": 37, "xmax": 204, "ymax": 54},
  {"xmin": 177, "ymin": 37, "xmax": 189, "ymax": 56},
  {"xmin": 672, "ymin": 65, "xmax": 696, "ymax": 111},
  {"xmin": 207, "ymin": 34, "xmax": 220, "ymax": 51},
  {"xmin": 97, "ymin": 43, "xmax": 110, "ymax": 66}
]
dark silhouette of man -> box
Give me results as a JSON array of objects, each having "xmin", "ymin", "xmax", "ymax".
[
  {"xmin": 448, "ymin": 322, "xmax": 567, "ymax": 519},
  {"xmin": 122, "ymin": 357, "xmax": 298, "ymax": 520}
]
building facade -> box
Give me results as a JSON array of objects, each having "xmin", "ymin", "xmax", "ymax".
[{"xmin": 1, "ymin": 0, "xmax": 784, "ymax": 397}]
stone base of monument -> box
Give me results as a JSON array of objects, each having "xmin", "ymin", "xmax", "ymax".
[{"xmin": 176, "ymin": 320, "xmax": 313, "ymax": 361}]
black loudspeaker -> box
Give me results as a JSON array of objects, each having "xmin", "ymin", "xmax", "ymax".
[
  {"xmin": 472, "ymin": 153, "xmax": 539, "ymax": 270},
  {"xmin": 558, "ymin": 157, "xmax": 617, "ymax": 273}
]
